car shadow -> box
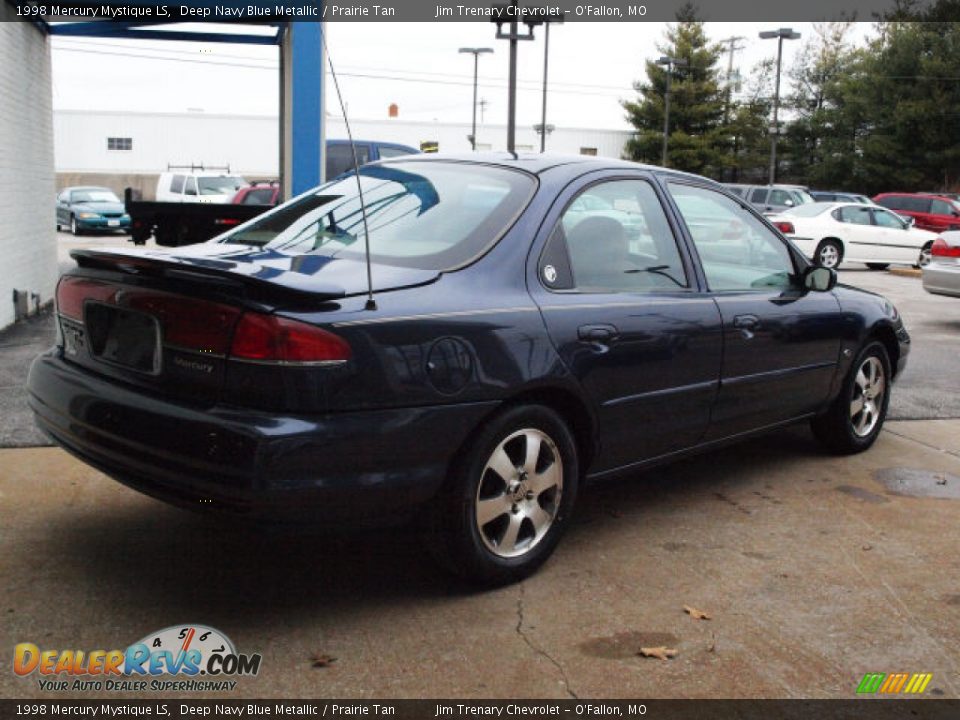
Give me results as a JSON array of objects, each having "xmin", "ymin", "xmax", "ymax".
[{"xmin": 43, "ymin": 425, "xmax": 823, "ymax": 625}]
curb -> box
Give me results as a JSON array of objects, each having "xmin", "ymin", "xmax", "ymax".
[{"xmin": 888, "ymin": 267, "xmax": 922, "ymax": 278}]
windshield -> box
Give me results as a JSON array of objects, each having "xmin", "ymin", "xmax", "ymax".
[
  {"xmin": 792, "ymin": 190, "xmax": 816, "ymax": 205},
  {"xmin": 783, "ymin": 203, "xmax": 830, "ymax": 217},
  {"xmin": 72, "ymin": 189, "xmax": 119, "ymax": 203},
  {"xmin": 218, "ymin": 161, "xmax": 536, "ymax": 271},
  {"xmin": 198, "ymin": 176, "xmax": 247, "ymax": 195}
]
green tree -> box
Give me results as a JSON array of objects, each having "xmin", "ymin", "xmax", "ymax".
[{"xmin": 622, "ymin": 6, "xmax": 728, "ymax": 175}]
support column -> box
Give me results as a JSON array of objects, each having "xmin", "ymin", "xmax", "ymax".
[{"xmin": 281, "ymin": 22, "xmax": 325, "ymax": 199}]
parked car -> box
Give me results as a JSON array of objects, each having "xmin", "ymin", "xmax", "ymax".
[
  {"xmin": 809, "ymin": 190, "xmax": 875, "ymax": 205},
  {"xmin": 156, "ymin": 170, "xmax": 248, "ymax": 204},
  {"xmin": 326, "ymin": 139, "xmax": 420, "ymax": 179},
  {"xmin": 29, "ymin": 154, "xmax": 909, "ymax": 584},
  {"xmin": 724, "ymin": 184, "xmax": 815, "ymax": 214},
  {"xmin": 56, "ymin": 186, "xmax": 130, "ymax": 235},
  {"xmin": 922, "ymin": 231, "xmax": 960, "ymax": 297},
  {"xmin": 873, "ymin": 193, "xmax": 960, "ymax": 233},
  {"xmin": 769, "ymin": 202, "xmax": 937, "ymax": 269},
  {"xmin": 232, "ymin": 181, "xmax": 281, "ymax": 206}
]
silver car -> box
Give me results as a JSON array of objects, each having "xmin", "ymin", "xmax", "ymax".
[{"xmin": 922, "ymin": 231, "xmax": 960, "ymax": 297}]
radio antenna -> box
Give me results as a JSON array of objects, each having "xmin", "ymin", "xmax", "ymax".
[{"xmin": 320, "ymin": 28, "xmax": 377, "ymax": 311}]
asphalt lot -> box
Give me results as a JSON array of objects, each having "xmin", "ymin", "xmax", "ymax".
[{"xmin": 1, "ymin": 234, "xmax": 958, "ymax": 699}]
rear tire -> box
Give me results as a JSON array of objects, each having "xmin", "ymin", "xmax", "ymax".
[
  {"xmin": 424, "ymin": 404, "xmax": 579, "ymax": 586},
  {"xmin": 815, "ymin": 239, "xmax": 843, "ymax": 269},
  {"xmin": 69, "ymin": 216, "xmax": 81, "ymax": 236},
  {"xmin": 866, "ymin": 263, "xmax": 890, "ymax": 271},
  {"xmin": 811, "ymin": 341, "xmax": 891, "ymax": 455}
]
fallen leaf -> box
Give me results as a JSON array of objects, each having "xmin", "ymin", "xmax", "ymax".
[
  {"xmin": 684, "ymin": 605, "xmax": 712, "ymax": 621},
  {"xmin": 862, "ymin": 543, "xmax": 873, "ymax": 551},
  {"xmin": 638, "ymin": 646, "xmax": 678, "ymax": 660},
  {"xmin": 935, "ymin": 474, "xmax": 947, "ymax": 486},
  {"xmin": 310, "ymin": 654, "xmax": 337, "ymax": 668}
]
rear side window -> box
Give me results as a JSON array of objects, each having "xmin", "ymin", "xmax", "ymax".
[
  {"xmin": 750, "ymin": 188, "xmax": 767, "ymax": 203},
  {"xmin": 837, "ymin": 206, "xmax": 873, "ymax": 225},
  {"xmin": 541, "ymin": 179, "xmax": 688, "ymax": 293},
  {"xmin": 931, "ymin": 199, "xmax": 955, "ymax": 215},
  {"xmin": 241, "ymin": 188, "xmax": 276, "ymax": 205},
  {"xmin": 769, "ymin": 189, "xmax": 793, "ymax": 206},
  {"xmin": 378, "ymin": 145, "xmax": 416, "ymax": 159},
  {"xmin": 169, "ymin": 175, "xmax": 184, "ymax": 194},
  {"xmin": 326, "ymin": 144, "xmax": 371, "ymax": 179}
]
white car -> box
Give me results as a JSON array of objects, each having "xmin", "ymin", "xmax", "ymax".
[
  {"xmin": 769, "ymin": 202, "xmax": 937, "ymax": 270},
  {"xmin": 922, "ymin": 232, "xmax": 960, "ymax": 297}
]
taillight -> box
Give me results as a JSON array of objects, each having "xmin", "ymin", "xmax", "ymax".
[
  {"xmin": 230, "ymin": 312, "xmax": 351, "ymax": 364},
  {"xmin": 774, "ymin": 221, "xmax": 795, "ymax": 234},
  {"xmin": 931, "ymin": 237, "xmax": 960, "ymax": 257},
  {"xmin": 56, "ymin": 277, "xmax": 116, "ymax": 320}
]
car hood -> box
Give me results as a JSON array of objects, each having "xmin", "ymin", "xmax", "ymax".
[
  {"xmin": 70, "ymin": 242, "xmax": 441, "ymax": 299},
  {"xmin": 73, "ymin": 201, "xmax": 125, "ymax": 215}
]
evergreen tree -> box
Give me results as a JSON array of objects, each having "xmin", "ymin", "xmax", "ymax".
[{"xmin": 622, "ymin": 6, "xmax": 728, "ymax": 176}]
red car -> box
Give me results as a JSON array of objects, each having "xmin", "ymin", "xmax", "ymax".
[
  {"xmin": 873, "ymin": 192, "xmax": 960, "ymax": 233},
  {"xmin": 232, "ymin": 182, "xmax": 281, "ymax": 207}
]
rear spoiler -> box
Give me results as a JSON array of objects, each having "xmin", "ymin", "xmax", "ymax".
[{"xmin": 70, "ymin": 248, "xmax": 347, "ymax": 301}]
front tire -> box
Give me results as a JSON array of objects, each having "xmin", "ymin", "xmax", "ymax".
[
  {"xmin": 69, "ymin": 215, "xmax": 81, "ymax": 236},
  {"xmin": 815, "ymin": 239, "xmax": 843, "ymax": 269},
  {"xmin": 916, "ymin": 242, "xmax": 933, "ymax": 269},
  {"xmin": 811, "ymin": 341, "xmax": 891, "ymax": 454},
  {"xmin": 425, "ymin": 405, "xmax": 579, "ymax": 585}
]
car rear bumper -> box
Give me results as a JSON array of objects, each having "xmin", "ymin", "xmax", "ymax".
[
  {"xmin": 27, "ymin": 351, "xmax": 497, "ymax": 524},
  {"xmin": 922, "ymin": 262, "xmax": 960, "ymax": 297}
]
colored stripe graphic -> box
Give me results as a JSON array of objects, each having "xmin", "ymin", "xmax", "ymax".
[{"xmin": 858, "ymin": 672, "xmax": 933, "ymax": 694}]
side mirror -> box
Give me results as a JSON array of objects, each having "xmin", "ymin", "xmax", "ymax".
[{"xmin": 804, "ymin": 266, "xmax": 837, "ymax": 292}]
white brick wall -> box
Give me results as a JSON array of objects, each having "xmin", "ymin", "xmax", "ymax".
[{"xmin": 0, "ymin": 12, "xmax": 57, "ymax": 330}]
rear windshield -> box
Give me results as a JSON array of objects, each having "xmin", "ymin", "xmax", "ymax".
[
  {"xmin": 218, "ymin": 161, "xmax": 536, "ymax": 271},
  {"xmin": 783, "ymin": 203, "xmax": 831, "ymax": 217}
]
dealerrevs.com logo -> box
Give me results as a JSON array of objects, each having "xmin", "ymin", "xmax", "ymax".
[{"xmin": 14, "ymin": 624, "xmax": 262, "ymax": 692}]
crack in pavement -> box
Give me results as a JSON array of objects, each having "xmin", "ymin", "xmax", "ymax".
[{"xmin": 515, "ymin": 584, "xmax": 579, "ymax": 700}]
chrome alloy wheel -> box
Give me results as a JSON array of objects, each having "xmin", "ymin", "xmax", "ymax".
[
  {"xmin": 818, "ymin": 243, "xmax": 840, "ymax": 268},
  {"xmin": 850, "ymin": 356, "xmax": 885, "ymax": 437},
  {"xmin": 474, "ymin": 428, "xmax": 563, "ymax": 559},
  {"xmin": 918, "ymin": 245, "xmax": 933, "ymax": 267}
]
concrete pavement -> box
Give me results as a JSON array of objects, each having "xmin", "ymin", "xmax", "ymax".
[{"xmin": 2, "ymin": 421, "xmax": 958, "ymax": 699}]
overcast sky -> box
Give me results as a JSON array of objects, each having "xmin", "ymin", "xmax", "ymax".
[{"xmin": 50, "ymin": 22, "xmax": 875, "ymax": 130}]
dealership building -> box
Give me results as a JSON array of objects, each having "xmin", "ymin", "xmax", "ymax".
[{"xmin": 54, "ymin": 109, "xmax": 634, "ymax": 198}]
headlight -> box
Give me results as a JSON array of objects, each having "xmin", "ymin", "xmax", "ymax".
[{"xmin": 78, "ymin": 212, "xmax": 99, "ymax": 219}]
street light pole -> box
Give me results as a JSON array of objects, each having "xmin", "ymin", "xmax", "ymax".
[
  {"xmin": 491, "ymin": 1, "xmax": 539, "ymax": 154},
  {"xmin": 656, "ymin": 56, "xmax": 687, "ymax": 168},
  {"xmin": 459, "ymin": 47, "xmax": 493, "ymax": 151},
  {"xmin": 538, "ymin": 14, "xmax": 564, "ymax": 153},
  {"xmin": 759, "ymin": 28, "xmax": 800, "ymax": 184}
]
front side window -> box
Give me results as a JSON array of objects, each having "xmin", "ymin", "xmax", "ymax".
[
  {"xmin": 769, "ymin": 189, "xmax": 793, "ymax": 206},
  {"xmin": 169, "ymin": 175, "xmax": 185, "ymax": 194},
  {"xmin": 931, "ymin": 199, "xmax": 957, "ymax": 216},
  {"xmin": 219, "ymin": 161, "xmax": 535, "ymax": 272},
  {"xmin": 874, "ymin": 208, "xmax": 906, "ymax": 229},
  {"xmin": 669, "ymin": 183, "xmax": 796, "ymax": 292},
  {"xmin": 378, "ymin": 146, "xmax": 415, "ymax": 159},
  {"xmin": 542, "ymin": 179, "xmax": 688, "ymax": 293}
]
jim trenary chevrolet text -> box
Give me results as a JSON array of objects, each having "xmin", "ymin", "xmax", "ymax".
[{"xmin": 29, "ymin": 154, "xmax": 909, "ymax": 584}]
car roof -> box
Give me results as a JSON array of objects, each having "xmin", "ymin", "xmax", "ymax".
[
  {"xmin": 378, "ymin": 152, "xmax": 722, "ymax": 185},
  {"xmin": 63, "ymin": 186, "xmax": 114, "ymax": 192},
  {"xmin": 876, "ymin": 192, "xmax": 954, "ymax": 200}
]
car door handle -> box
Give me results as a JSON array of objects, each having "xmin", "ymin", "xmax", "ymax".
[
  {"xmin": 578, "ymin": 324, "xmax": 619, "ymax": 343},
  {"xmin": 733, "ymin": 315, "xmax": 759, "ymax": 330},
  {"xmin": 733, "ymin": 314, "xmax": 760, "ymax": 339}
]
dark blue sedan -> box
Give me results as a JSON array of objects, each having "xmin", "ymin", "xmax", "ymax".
[
  {"xmin": 56, "ymin": 186, "xmax": 131, "ymax": 235},
  {"xmin": 29, "ymin": 155, "xmax": 909, "ymax": 584}
]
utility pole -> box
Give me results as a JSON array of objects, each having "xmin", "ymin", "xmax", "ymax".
[
  {"xmin": 719, "ymin": 36, "xmax": 745, "ymax": 126},
  {"xmin": 656, "ymin": 56, "xmax": 688, "ymax": 168}
]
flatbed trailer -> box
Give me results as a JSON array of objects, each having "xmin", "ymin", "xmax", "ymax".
[{"xmin": 125, "ymin": 188, "xmax": 269, "ymax": 247}]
